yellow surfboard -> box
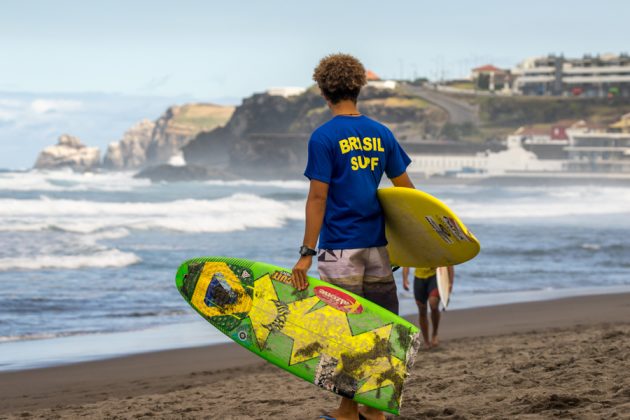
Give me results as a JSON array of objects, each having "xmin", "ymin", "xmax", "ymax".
[{"xmin": 377, "ymin": 187, "xmax": 480, "ymax": 267}]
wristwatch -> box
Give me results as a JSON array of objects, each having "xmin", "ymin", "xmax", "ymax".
[{"xmin": 299, "ymin": 245, "xmax": 317, "ymax": 256}]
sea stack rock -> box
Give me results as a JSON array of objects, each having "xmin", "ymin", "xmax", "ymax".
[
  {"xmin": 103, "ymin": 119, "xmax": 156, "ymax": 170},
  {"xmin": 34, "ymin": 134, "xmax": 101, "ymax": 172}
]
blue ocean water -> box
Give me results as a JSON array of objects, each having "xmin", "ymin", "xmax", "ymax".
[{"xmin": 0, "ymin": 170, "xmax": 629, "ymax": 370}]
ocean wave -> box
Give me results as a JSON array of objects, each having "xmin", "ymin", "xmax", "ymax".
[
  {"xmin": 106, "ymin": 309, "xmax": 189, "ymax": 318},
  {"xmin": 84, "ymin": 228, "xmax": 131, "ymax": 241},
  {"xmin": 0, "ymin": 193, "xmax": 304, "ymax": 234},
  {"xmin": 447, "ymin": 186, "xmax": 630, "ymax": 220},
  {"xmin": 0, "ymin": 170, "xmax": 150, "ymax": 192},
  {"xmin": 0, "ymin": 332, "xmax": 75, "ymax": 343},
  {"xmin": 0, "ymin": 328, "xmax": 126, "ymax": 343},
  {"xmin": 204, "ymin": 179, "xmax": 309, "ymax": 189},
  {"xmin": 483, "ymin": 242, "xmax": 628, "ymax": 257},
  {"xmin": 0, "ymin": 249, "xmax": 141, "ymax": 271}
]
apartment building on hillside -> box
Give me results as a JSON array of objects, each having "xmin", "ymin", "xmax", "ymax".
[{"xmin": 512, "ymin": 53, "xmax": 630, "ymax": 97}]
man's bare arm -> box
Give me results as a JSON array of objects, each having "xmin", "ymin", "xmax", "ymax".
[
  {"xmin": 390, "ymin": 171, "xmax": 415, "ymax": 189},
  {"xmin": 291, "ymin": 180, "xmax": 328, "ymax": 290}
]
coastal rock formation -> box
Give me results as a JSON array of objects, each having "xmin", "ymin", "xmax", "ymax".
[
  {"xmin": 102, "ymin": 103, "xmax": 235, "ymax": 171},
  {"xmin": 182, "ymin": 86, "xmax": 446, "ymax": 179},
  {"xmin": 34, "ymin": 134, "xmax": 101, "ymax": 172},
  {"xmin": 144, "ymin": 103, "xmax": 234, "ymax": 165},
  {"xmin": 103, "ymin": 119, "xmax": 155, "ymax": 170}
]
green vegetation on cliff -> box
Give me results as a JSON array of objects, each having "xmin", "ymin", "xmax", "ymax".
[
  {"xmin": 476, "ymin": 96, "xmax": 630, "ymax": 127},
  {"xmin": 435, "ymin": 92, "xmax": 630, "ymax": 142},
  {"xmin": 171, "ymin": 103, "xmax": 235, "ymax": 131}
]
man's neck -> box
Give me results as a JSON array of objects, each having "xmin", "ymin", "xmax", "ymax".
[{"xmin": 329, "ymin": 100, "xmax": 360, "ymax": 116}]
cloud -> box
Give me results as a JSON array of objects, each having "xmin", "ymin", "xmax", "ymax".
[
  {"xmin": 0, "ymin": 99, "xmax": 24, "ymax": 122},
  {"xmin": 0, "ymin": 99, "xmax": 23, "ymax": 108},
  {"xmin": 0, "ymin": 98, "xmax": 85, "ymax": 126},
  {"xmin": 30, "ymin": 99, "xmax": 83, "ymax": 114},
  {"xmin": 0, "ymin": 110, "xmax": 17, "ymax": 122}
]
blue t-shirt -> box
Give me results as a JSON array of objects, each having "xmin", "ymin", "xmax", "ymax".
[{"xmin": 304, "ymin": 115, "xmax": 411, "ymax": 249}]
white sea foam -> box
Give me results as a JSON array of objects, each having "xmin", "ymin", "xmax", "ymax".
[
  {"xmin": 0, "ymin": 193, "xmax": 304, "ymax": 234},
  {"xmin": 85, "ymin": 228, "xmax": 131, "ymax": 241},
  {"xmin": 0, "ymin": 332, "xmax": 64, "ymax": 343},
  {"xmin": 204, "ymin": 179, "xmax": 310, "ymax": 189},
  {"xmin": 0, "ymin": 249, "xmax": 141, "ymax": 271},
  {"xmin": 445, "ymin": 186, "xmax": 630, "ymax": 220},
  {"xmin": 0, "ymin": 170, "xmax": 150, "ymax": 192},
  {"xmin": 0, "ymin": 170, "xmax": 308, "ymax": 192}
]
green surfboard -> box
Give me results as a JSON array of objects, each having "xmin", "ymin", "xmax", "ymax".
[{"xmin": 175, "ymin": 256, "xmax": 421, "ymax": 415}]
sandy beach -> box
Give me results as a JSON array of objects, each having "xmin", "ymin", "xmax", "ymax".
[{"xmin": 1, "ymin": 293, "xmax": 629, "ymax": 419}]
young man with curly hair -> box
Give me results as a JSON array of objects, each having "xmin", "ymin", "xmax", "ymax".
[{"xmin": 291, "ymin": 53, "xmax": 415, "ymax": 420}]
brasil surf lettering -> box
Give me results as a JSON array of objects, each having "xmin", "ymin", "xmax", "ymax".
[{"xmin": 338, "ymin": 137, "xmax": 385, "ymax": 172}]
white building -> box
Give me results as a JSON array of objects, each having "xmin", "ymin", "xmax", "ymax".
[
  {"xmin": 512, "ymin": 53, "xmax": 630, "ymax": 97},
  {"xmin": 266, "ymin": 87, "xmax": 307, "ymax": 98},
  {"xmin": 566, "ymin": 124, "xmax": 630, "ymax": 173},
  {"xmin": 367, "ymin": 80, "xmax": 397, "ymax": 90},
  {"xmin": 408, "ymin": 136, "xmax": 564, "ymax": 177}
]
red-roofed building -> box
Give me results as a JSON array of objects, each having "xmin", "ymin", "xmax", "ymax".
[
  {"xmin": 472, "ymin": 64, "xmax": 504, "ymax": 74},
  {"xmin": 471, "ymin": 64, "xmax": 510, "ymax": 91},
  {"xmin": 366, "ymin": 70, "xmax": 380, "ymax": 81},
  {"xmin": 366, "ymin": 70, "xmax": 397, "ymax": 90}
]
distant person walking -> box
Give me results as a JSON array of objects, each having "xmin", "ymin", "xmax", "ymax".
[{"xmin": 402, "ymin": 266, "xmax": 454, "ymax": 349}]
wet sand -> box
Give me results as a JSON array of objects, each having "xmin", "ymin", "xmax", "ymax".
[{"xmin": 1, "ymin": 293, "xmax": 629, "ymax": 419}]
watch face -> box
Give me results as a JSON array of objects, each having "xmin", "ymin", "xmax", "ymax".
[{"xmin": 300, "ymin": 246, "xmax": 316, "ymax": 256}]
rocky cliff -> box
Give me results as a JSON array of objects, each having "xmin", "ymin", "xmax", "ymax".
[
  {"xmin": 103, "ymin": 119, "xmax": 155, "ymax": 170},
  {"xmin": 34, "ymin": 134, "xmax": 101, "ymax": 172},
  {"xmin": 103, "ymin": 103, "xmax": 234, "ymax": 170},
  {"xmin": 145, "ymin": 103, "xmax": 234, "ymax": 165},
  {"xmin": 182, "ymin": 86, "xmax": 445, "ymax": 178}
]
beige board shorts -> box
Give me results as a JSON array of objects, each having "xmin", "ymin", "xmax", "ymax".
[{"xmin": 316, "ymin": 246, "xmax": 399, "ymax": 315}]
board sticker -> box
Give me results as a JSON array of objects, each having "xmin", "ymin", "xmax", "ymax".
[
  {"xmin": 270, "ymin": 270, "xmax": 292, "ymax": 284},
  {"xmin": 314, "ymin": 286, "xmax": 363, "ymax": 314},
  {"xmin": 314, "ymin": 354, "xmax": 357, "ymax": 399},
  {"xmin": 405, "ymin": 332, "xmax": 422, "ymax": 371},
  {"xmin": 424, "ymin": 216, "xmax": 454, "ymax": 244},
  {"xmin": 441, "ymin": 216, "xmax": 468, "ymax": 242}
]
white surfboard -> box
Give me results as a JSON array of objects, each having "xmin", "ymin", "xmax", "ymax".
[{"xmin": 436, "ymin": 267, "xmax": 453, "ymax": 309}]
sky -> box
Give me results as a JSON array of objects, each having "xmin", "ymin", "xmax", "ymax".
[{"xmin": 1, "ymin": 0, "xmax": 629, "ymax": 168}]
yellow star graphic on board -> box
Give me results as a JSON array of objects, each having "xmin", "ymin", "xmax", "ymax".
[
  {"xmin": 247, "ymin": 275, "xmax": 407, "ymax": 395},
  {"xmin": 248, "ymin": 273, "xmax": 282, "ymax": 348}
]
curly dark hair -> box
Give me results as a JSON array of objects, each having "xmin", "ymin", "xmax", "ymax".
[{"xmin": 313, "ymin": 53, "xmax": 367, "ymax": 104}]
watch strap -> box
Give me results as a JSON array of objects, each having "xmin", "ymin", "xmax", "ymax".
[{"xmin": 299, "ymin": 245, "xmax": 317, "ymax": 256}]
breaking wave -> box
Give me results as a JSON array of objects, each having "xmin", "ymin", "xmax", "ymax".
[
  {"xmin": 204, "ymin": 179, "xmax": 309, "ymax": 189},
  {"xmin": 443, "ymin": 186, "xmax": 630, "ymax": 220},
  {"xmin": 0, "ymin": 170, "xmax": 149, "ymax": 192},
  {"xmin": 0, "ymin": 249, "xmax": 141, "ymax": 271},
  {"xmin": 0, "ymin": 193, "xmax": 304, "ymax": 234}
]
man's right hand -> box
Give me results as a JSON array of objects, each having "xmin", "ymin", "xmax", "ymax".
[{"xmin": 291, "ymin": 255, "xmax": 312, "ymax": 291}]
